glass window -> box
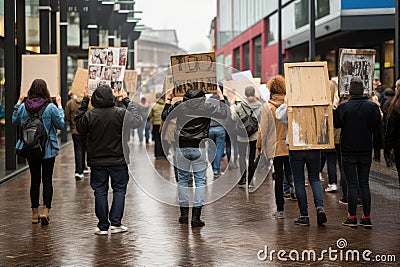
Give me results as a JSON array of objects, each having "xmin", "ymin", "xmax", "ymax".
[
  {"xmin": 0, "ymin": 0, "xmax": 4, "ymax": 37},
  {"xmin": 266, "ymin": 14, "xmax": 278, "ymax": 46},
  {"xmin": 26, "ymin": 0, "xmax": 40, "ymax": 47},
  {"xmin": 243, "ymin": 42, "xmax": 250, "ymax": 71},
  {"xmin": 253, "ymin": 35, "xmax": 262, "ymax": 78},
  {"xmin": 317, "ymin": 0, "xmax": 330, "ymax": 19},
  {"xmin": 67, "ymin": 12, "xmax": 80, "ymax": 47},
  {"xmin": 216, "ymin": 54, "xmax": 225, "ymax": 82},
  {"xmin": 295, "ymin": 0, "xmax": 309, "ymax": 29},
  {"xmin": 233, "ymin": 47, "xmax": 240, "ymax": 70}
]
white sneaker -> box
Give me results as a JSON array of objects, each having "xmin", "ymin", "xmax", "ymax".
[
  {"xmin": 83, "ymin": 168, "xmax": 91, "ymax": 174},
  {"xmin": 110, "ymin": 225, "xmax": 128, "ymax": 234},
  {"xmin": 319, "ymin": 173, "xmax": 325, "ymax": 182},
  {"xmin": 95, "ymin": 227, "xmax": 108, "ymax": 235},
  {"xmin": 75, "ymin": 173, "xmax": 84, "ymax": 181},
  {"xmin": 325, "ymin": 184, "xmax": 337, "ymax": 192},
  {"xmin": 273, "ymin": 211, "xmax": 284, "ymax": 219}
]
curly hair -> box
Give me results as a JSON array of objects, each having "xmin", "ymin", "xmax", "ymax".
[{"xmin": 267, "ymin": 75, "xmax": 286, "ymax": 95}]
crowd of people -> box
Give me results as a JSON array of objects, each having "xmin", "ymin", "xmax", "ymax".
[{"xmin": 12, "ymin": 73, "xmax": 400, "ymax": 233}]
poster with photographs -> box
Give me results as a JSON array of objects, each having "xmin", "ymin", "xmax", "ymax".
[
  {"xmin": 338, "ymin": 49, "xmax": 375, "ymax": 97},
  {"xmin": 87, "ymin": 46, "xmax": 128, "ymax": 96}
]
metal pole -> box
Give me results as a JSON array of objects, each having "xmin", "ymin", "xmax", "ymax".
[
  {"xmin": 5, "ymin": 0, "xmax": 17, "ymax": 170},
  {"xmin": 278, "ymin": 0, "xmax": 283, "ymax": 75},
  {"xmin": 395, "ymin": 0, "xmax": 399, "ymax": 81},
  {"xmin": 89, "ymin": 0, "xmax": 99, "ymax": 46},
  {"xmin": 39, "ymin": 0, "xmax": 51, "ymax": 53},
  {"xmin": 108, "ymin": 11, "xmax": 115, "ymax": 46},
  {"xmin": 50, "ymin": 0, "xmax": 58, "ymax": 54},
  {"xmin": 60, "ymin": 0, "xmax": 68, "ymax": 143},
  {"xmin": 309, "ymin": 0, "xmax": 316, "ymax": 61}
]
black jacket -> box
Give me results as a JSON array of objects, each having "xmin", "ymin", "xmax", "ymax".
[
  {"xmin": 75, "ymin": 87, "xmax": 143, "ymax": 167},
  {"xmin": 334, "ymin": 96, "xmax": 381, "ymax": 155},
  {"xmin": 385, "ymin": 109, "xmax": 400, "ymax": 150},
  {"xmin": 162, "ymin": 90, "xmax": 227, "ymax": 148}
]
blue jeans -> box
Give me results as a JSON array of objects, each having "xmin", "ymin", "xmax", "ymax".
[
  {"xmin": 208, "ymin": 126, "xmax": 226, "ymax": 174},
  {"xmin": 289, "ymin": 150, "xmax": 323, "ymax": 217},
  {"xmin": 176, "ymin": 148, "xmax": 207, "ymax": 207},
  {"xmin": 90, "ymin": 165, "xmax": 129, "ymax": 231},
  {"xmin": 342, "ymin": 153, "xmax": 372, "ymax": 217}
]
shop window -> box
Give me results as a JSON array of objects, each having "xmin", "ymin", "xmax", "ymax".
[
  {"xmin": 253, "ymin": 35, "xmax": 262, "ymax": 78},
  {"xmin": 295, "ymin": 0, "xmax": 330, "ymax": 29},
  {"xmin": 317, "ymin": 0, "xmax": 330, "ymax": 19},
  {"xmin": 234, "ymin": 47, "xmax": 240, "ymax": 71},
  {"xmin": 243, "ymin": 42, "xmax": 250, "ymax": 71}
]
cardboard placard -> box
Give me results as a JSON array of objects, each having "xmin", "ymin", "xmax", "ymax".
[
  {"xmin": 338, "ymin": 48, "xmax": 375, "ymax": 97},
  {"xmin": 87, "ymin": 46, "xmax": 128, "ymax": 96},
  {"xmin": 284, "ymin": 62, "xmax": 330, "ymax": 106},
  {"xmin": 21, "ymin": 54, "xmax": 60, "ymax": 96},
  {"xmin": 223, "ymin": 78, "xmax": 261, "ymax": 103},
  {"xmin": 284, "ymin": 61, "xmax": 334, "ymax": 150},
  {"xmin": 124, "ymin": 70, "xmax": 138, "ymax": 93},
  {"xmin": 288, "ymin": 105, "xmax": 334, "ymax": 150},
  {"xmin": 69, "ymin": 68, "xmax": 88, "ymax": 97},
  {"xmin": 232, "ymin": 70, "xmax": 253, "ymax": 80},
  {"xmin": 170, "ymin": 52, "xmax": 217, "ymax": 97}
]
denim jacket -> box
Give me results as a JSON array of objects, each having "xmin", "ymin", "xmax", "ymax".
[{"xmin": 12, "ymin": 103, "xmax": 65, "ymax": 159}]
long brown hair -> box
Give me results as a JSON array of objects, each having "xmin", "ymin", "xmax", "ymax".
[
  {"xmin": 387, "ymin": 88, "xmax": 400, "ymax": 121},
  {"xmin": 27, "ymin": 79, "xmax": 51, "ymax": 103}
]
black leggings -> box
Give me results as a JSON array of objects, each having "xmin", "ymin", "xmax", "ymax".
[
  {"xmin": 273, "ymin": 156, "xmax": 293, "ymax": 211},
  {"xmin": 28, "ymin": 157, "xmax": 56, "ymax": 209}
]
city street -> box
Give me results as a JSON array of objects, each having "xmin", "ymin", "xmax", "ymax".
[{"xmin": 0, "ymin": 141, "xmax": 399, "ymax": 266}]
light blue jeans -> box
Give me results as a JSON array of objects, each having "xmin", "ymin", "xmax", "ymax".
[
  {"xmin": 176, "ymin": 147, "xmax": 207, "ymax": 207},
  {"xmin": 208, "ymin": 125, "xmax": 226, "ymax": 174}
]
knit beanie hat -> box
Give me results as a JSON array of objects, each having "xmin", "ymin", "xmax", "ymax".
[{"xmin": 349, "ymin": 77, "xmax": 364, "ymax": 96}]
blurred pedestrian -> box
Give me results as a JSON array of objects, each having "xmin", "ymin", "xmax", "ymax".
[
  {"xmin": 162, "ymin": 88, "xmax": 227, "ymax": 227},
  {"xmin": 334, "ymin": 77, "xmax": 381, "ymax": 228},
  {"xmin": 136, "ymin": 97, "xmax": 149, "ymax": 143},
  {"xmin": 148, "ymin": 93, "xmax": 166, "ymax": 159},
  {"xmin": 381, "ymin": 88, "xmax": 395, "ymax": 167},
  {"xmin": 12, "ymin": 79, "xmax": 65, "ymax": 225},
  {"xmin": 75, "ymin": 86, "xmax": 142, "ymax": 235},
  {"xmin": 385, "ymin": 88, "xmax": 400, "ymax": 185}
]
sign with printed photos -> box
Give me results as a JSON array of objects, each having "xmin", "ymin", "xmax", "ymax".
[
  {"xmin": 170, "ymin": 52, "xmax": 217, "ymax": 97},
  {"xmin": 338, "ymin": 48, "xmax": 376, "ymax": 97},
  {"xmin": 87, "ymin": 46, "xmax": 128, "ymax": 96}
]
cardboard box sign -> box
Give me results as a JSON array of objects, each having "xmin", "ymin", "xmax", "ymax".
[
  {"xmin": 87, "ymin": 46, "xmax": 128, "ymax": 96},
  {"xmin": 21, "ymin": 54, "xmax": 60, "ymax": 97},
  {"xmin": 69, "ymin": 68, "xmax": 88, "ymax": 97},
  {"xmin": 124, "ymin": 70, "xmax": 138, "ymax": 93},
  {"xmin": 170, "ymin": 52, "xmax": 217, "ymax": 97},
  {"xmin": 338, "ymin": 48, "xmax": 375, "ymax": 97},
  {"xmin": 223, "ymin": 78, "xmax": 261, "ymax": 103},
  {"xmin": 284, "ymin": 61, "xmax": 334, "ymax": 150}
]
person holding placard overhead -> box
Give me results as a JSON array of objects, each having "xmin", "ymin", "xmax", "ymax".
[
  {"xmin": 12, "ymin": 79, "xmax": 65, "ymax": 225},
  {"xmin": 334, "ymin": 77, "xmax": 381, "ymax": 228}
]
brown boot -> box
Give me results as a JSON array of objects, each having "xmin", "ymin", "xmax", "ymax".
[
  {"xmin": 41, "ymin": 206, "xmax": 50, "ymax": 225},
  {"xmin": 32, "ymin": 208, "xmax": 39, "ymax": 224}
]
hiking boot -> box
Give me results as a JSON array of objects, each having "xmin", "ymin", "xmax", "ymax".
[
  {"xmin": 191, "ymin": 207, "xmax": 205, "ymax": 227},
  {"xmin": 342, "ymin": 216, "xmax": 357, "ymax": 227},
  {"xmin": 178, "ymin": 207, "xmax": 189, "ymax": 224},
  {"xmin": 294, "ymin": 216, "xmax": 310, "ymax": 226},
  {"xmin": 316, "ymin": 207, "xmax": 327, "ymax": 226},
  {"xmin": 32, "ymin": 208, "xmax": 39, "ymax": 224},
  {"xmin": 40, "ymin": 206, "xmax": 50, "ymax": 225},
  {"xmin": 359, "ymin": 216, "xmax": 372, "ymax": 229},
  {"xmin": 110, "ymin": 225, "xmax": 128, "ymax": 234}
]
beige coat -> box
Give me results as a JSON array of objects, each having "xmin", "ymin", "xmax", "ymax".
[{"xmin": 256, "ymin": 102, "xmax": 277, "ymax": 160}]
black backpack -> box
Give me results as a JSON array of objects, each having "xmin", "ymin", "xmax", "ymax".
[
  {"xmin": 236, "ymin": 104, "xmax": 259, "ymax": 137},
  {"xmin": 17, "ymin": 104, "xmax": 49, "ymax": 160}
]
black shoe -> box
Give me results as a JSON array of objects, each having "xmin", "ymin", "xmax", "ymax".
[
  {"xmin": 316, "ymin": 207, "xmax": 327, "ymax": 226},
  {"xmin": 191, "ymin": 207, "xmax": 205, "ymax": 227},
  {"xmin": 178, "ymin": 207, "xmax": 189, "ymax": 224},
  {"xmin": 238, "ymin": 176, "xmax": 246, "ymax": 186},
  {"xmin": 283, "ymin": 192, "xmax": 291, "ymax": 199},
  {"xmin": 359, "ymin": 217, "xmax": 372, "ymax": 229},
  {"xmin": 339, "ymin": 198, "xmax": 348, "ymax": 205},
  {"xmin": 290, "ymin": 187, "xmax": 297, "ymax": 201},
  {"xmin": 294, "ymin": 216, "xmax": 310, "ymax": 226},
  {"xmin": 342, "ymin": 217, "xmax": 358, "ymax": 227}
]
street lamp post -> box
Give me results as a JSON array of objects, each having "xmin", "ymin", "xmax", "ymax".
[
  {"xmin": 39, "ymin": 0, "xmax": 51, "ymax": 54},
  {"xmin": 309, "ymin": 0, "xmax": 316, "ymax": 61}
]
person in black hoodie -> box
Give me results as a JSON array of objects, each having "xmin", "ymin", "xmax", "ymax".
[
  {"xmin": 334, "ymin": 77, "xmax": 381, "ymax": 228},
  {"xmin": 162, "ymin": 88, "xmax": 227, "ymax": 227},
  {"xmin": 75, "ymin": 85, "xmax": 142, "ymax": 235},
  {"xmin": 385, "ymin": 87, "xmax": 400, "ymax": 185}
]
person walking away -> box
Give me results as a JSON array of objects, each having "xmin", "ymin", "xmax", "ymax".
[
  {"xmin": 148, "ymin": 93, "xmax": 166, "ymax": 159},
  {"xmin": 334, "ymin": 77, "xmax": 381, "ymax": 228},
  {"xmin": 385, "ymin": 87, "xmax": 400, "ymax": 186},
  {"xmin": 231, "ymin": 86, "xmax": 262, "ymax": 187},
  {"xmin": 276, "ymin": 100, "xmax": 327, "ymax": 227},
  {"xmin": 12, "ymin": 79, "xmax": 65, "ymax": 225},
  {"xmin": 136, "ymin": 97, "xmax": 149, "ymax": 143},
  {"xmin": 65, "ymin": 94, "xmax": 88, "ymax": 180},
  {"xmin": 381, "ymin": 88, "xmax": 395, "ymax": 167},
  {"xmin": 162, "ymin": 88, "xmax": 227, "ymax": 227},
  {"xmin": 75, "ymin": 85, "xmax": 142, "ymax": 235}
]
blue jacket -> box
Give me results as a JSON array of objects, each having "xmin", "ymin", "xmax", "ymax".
[{"xmin": 12, "ymin": 103, "xmax": 65, "ymax": 159}]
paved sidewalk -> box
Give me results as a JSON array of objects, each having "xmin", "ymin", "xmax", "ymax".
[{"xmin": 0, "ymin": 142, "xmax": 399, "ymax": 266}]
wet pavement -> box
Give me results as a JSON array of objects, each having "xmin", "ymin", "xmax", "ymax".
[{"xmin": 0, "ymin": 140, "xmax": 399, "ymax": 266}]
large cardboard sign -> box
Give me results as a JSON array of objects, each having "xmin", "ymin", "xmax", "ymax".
[
  {"xmin": 87, "ymin": 46, "xmax": 128, "ymax": 96},
  {"xmin": 69, "ymin": 68, "xmax": 88, "ymax": 97},
  {"xmin": 338, "ymin": 48, "xmax": 375, "ymax": 97},
  {"xmin": 284, "ymin": 62, "xmax": 334, "ymax": 150},
  {"xmin": 22, "ymin": 54, "xmax": 60, "ymax": 96},
  {"xmin": 223, "ymin": 78, "xmax": 261, "ymax": 103},
  {"xmin": 170, "ymin": 52, "xmax": 217, "ymax": 97},
  {"xmin": 124, "ymin": 70, "xmax": 138, "ymax": 93}
]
